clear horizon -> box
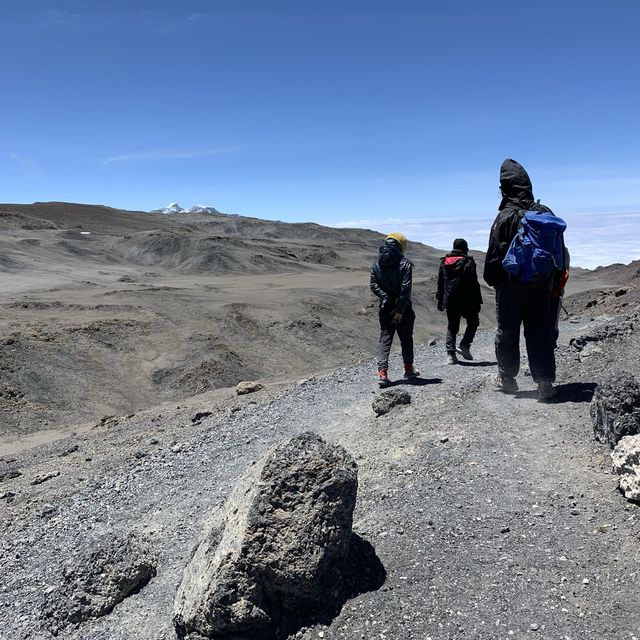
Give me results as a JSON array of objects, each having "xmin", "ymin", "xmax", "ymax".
[{"xmin": 1, "ymin": 1, "xmax": 638, "ymax": 270}]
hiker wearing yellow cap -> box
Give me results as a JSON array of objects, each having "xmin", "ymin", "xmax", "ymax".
[{"xmin": 370, "ymin": 232, "xmax": 419, "ymax": 387}]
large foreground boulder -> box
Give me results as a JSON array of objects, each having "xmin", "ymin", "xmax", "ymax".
[
  {"xmin": 174, "ymin": 432, "xmax": 358, "ymax": 639},
  {"xmin": 590, "ymin": 372, "xmax": 640, "ymax": 448},
  {"xmin": 612, "ymin": 434, "xmax": 640, "ymax": 501}
]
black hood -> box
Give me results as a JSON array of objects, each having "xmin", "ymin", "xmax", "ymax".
[
  {"xmin": 378, "ymin": 243, "xmax": 402, "ymax": 268},
  {"xmin": 499, "ymin": 158, "xmax": 535, "ymax": 211}
]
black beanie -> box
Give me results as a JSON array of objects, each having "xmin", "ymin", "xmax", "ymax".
[{"xmin": 453, "ymin": 238, "xmax": 468, "ymax": 253}]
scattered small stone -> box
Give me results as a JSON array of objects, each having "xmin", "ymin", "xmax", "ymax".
[
  {"xmin": 500, "ymin": 527, "xmax": 510, "ymax": 534},
  {"xmin": 0, "ymin": 469, "xmax": 22, "ymax": 482},
  {"xmin": 31, "ymin": 471, "xmax": 60, "ymax": 486},
  {"xmin": 530, "ymin": 622, "xmax": 539, "ymax": 631},
  {"xmin": 614, "ymin": 288, "xmax": 628, "ymax": 297},
  {"xmin": 59, "ymin": 444, "xmax": 79, "ymax": 457},
  {"xmin": 372, "ymin": 389, "xmax": 411, "ymax": 416},
  {"xmin": 428, "ymin": 339, "xmax": 437, "ymax": 346},
  {"xmin": 440, "ymin": 436, "xmax": 449, "ymax": 443},
  {"xmin": 133, "ymin": 450, "xmax": 148, "ymax": 459},
  {"xmin": 191, "ymin": 411, "xmax": 212, "ymax": 424},
  {"xmin": 148, "ymin": 438, "xmax": 159, "ymax": 445},
  {"xmin": 0, "ymin": 490, "xmax": 16, "ymax": 500},
  {"xmin": 40, "ymin": 504, "xmax": 58, "ymax": 518},
  {"xmin": 236, "ymin": 381, "xmax": 264, "ymax": 396}
]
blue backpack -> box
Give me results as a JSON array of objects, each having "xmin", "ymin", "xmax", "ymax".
[{"xmin": 502, "ymin": 211, "xmax": 567, "ymax": 283}]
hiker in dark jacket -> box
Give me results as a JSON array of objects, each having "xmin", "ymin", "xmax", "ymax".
[
  {"xmin": 483, "ymin": 158, "xmax": 567, "ymax": 401},
  {"xmin": 436, "ymin": 238, "xmax": 482, "ymax": 364},
  {"xmin": 370, "ymin": 232, "xmax": 419, "ymax": 387}
]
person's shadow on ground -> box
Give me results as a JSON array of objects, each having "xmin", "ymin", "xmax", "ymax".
[
  {"xmin": 389, "ymin": 377, "xmax": 443, "ymax": 387},
  {"xmin": 514, "ymin": 382, "xmax": 597, "ymax": 403},
  {"xmin": 457, "ymin": 360, "xmax": 497, "ymax": 368}
]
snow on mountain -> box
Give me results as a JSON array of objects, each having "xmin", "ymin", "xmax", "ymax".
[{"xmin": 150, "ymin": 202, "xmax": 221, "ymax": 215}]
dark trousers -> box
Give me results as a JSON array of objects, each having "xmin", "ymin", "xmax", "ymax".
[
  {"xmin": 377, "ymin": 306, "xmax": 415, "ymax": 370},
  {"xmin": 495, "ymin": 283, "xmax": 556, "ymax": 382},
  {"xmin": 445, "ymin": 308, "xmax": 479, "ymax": 355}
]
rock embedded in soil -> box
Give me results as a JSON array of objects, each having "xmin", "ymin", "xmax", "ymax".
[
  {"xmin": 173, "ymin": 431, "xmax": 358, "ymax": 640},
  {"xmin": 612, "ymin": 434, "xmax": 640, "ymax": 501},
  {"xmin": 236, "ymin": 380, "xmax": 264, "ymax": 395},
  {"xmin": 42, "ymin": 530, "xmax": 157, "ymax": 630},
  {"xmin": 591, "ymin": 372, "xmax": 640, "ymax": 448},
  {"xmin": 372, "ymin": 389, "xmax": 411, "ymax": 416}
]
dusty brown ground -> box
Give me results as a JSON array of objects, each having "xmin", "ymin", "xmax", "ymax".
[{"xmin": 1, "ymin": 202, "xmax": 497, "ymax": 448}]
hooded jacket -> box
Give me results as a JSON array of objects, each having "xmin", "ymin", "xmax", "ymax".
[
  {"xmin": 483, "ymin": 159, "xmax": 554, "ymax": 288},
  {"xmin": 370, "ymin": 241, "xmax": 413, "ymax": 313},
  {"xmin": 437, "ymin": 250, "xmax": 483, "ymax": 311}
]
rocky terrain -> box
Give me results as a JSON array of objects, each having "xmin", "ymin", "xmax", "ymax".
[
  {"xmin": 0, "ymin": 202, "xmax": 496, "ymax": 447},
  {"xmin": 1, "ymin": 202, "xmax": 640, "ymax": 639}
]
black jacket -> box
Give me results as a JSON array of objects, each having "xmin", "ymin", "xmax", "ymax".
[
  {"xmin": 483, "ymin": 159, "xmax": 553, "ymax": 288},
  {"xmin": 370, "ymin": 243, "xmax": 413, "ymax": 313},
  {"xmin": 436, "ymin": 251, "xmax": 483, "ymax": 312}
]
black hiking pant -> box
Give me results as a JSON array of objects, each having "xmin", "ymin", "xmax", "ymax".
[
  {"xmin": 445, "ymin": 307, "xmax": 479, "ymax": 355},
  {"xmin": 377, "ymin": 306, "xmax": 415, "ymax": 371},
  {"xmin": 495, "ymin": 282, "xmax": 556, "ymax": 382}
]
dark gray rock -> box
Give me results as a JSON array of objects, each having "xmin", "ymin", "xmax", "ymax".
[
  {"xmin": 591, "ymin": 372, "xmax": 640, "ymax": 448},
  {"xmin": 372, "ymin": 389, "xmax": 411, "ymax": 416},
  {"xmin": 173, "ymin": 432, "xmax": 358, "ymax": 640},
  {"xmin": 42, "ymin": 531, "xmax": 156, "ymax": 630}
]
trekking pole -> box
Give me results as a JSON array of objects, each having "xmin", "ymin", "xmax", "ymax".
[{"xmin": 561, "ymin": 301, "xmax": 569, "ymax": 316}]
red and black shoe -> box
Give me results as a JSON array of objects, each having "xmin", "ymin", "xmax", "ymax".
[
  {"xmin": 377, "ymin": 369, "xmax": 391, "ymax": 388},
  {"xmin": 403, "ymin": 365, "xmax": 420, "ymax": 378}
]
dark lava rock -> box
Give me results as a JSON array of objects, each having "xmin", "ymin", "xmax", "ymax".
[
  {"xmin": 372, "ymin": 390, "xmax": 411, "ymax": 416},
  {"xmin": 591, "ymin": 372, "xmax": 640, "ymax": 448},
  {"xmin": 42, "ymin": 531, "xmax": 157, "ymax": 630},
  {"xmin": 173, "ymin": 432, "xmax": 358, "ymax": 640}
]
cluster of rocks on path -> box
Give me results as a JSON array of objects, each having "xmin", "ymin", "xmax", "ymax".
[
  {"xmin": 34, "ymin": 432, "xmax": 379, "ymax": 640},
  {"xmin": 590, "ymin": 371, "xmax": 640, "ymax": 501}
]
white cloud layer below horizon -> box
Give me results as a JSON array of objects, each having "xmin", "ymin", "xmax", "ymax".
[{"xmin": 335, "ymin": 209, "xmax": 640, "ymax": 270}]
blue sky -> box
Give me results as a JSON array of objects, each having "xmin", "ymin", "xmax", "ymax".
[{"xmin": 1, "ymin": 1, "xmax": 638, "ymax": 268}]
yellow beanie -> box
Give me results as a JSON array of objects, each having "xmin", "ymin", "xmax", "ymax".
[{"xmin": 385, "ymin": 232, "xmax": 408, "ymax": 253}]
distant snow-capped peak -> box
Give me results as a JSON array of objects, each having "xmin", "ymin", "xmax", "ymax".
[{"xmin": 150, "ymin": 202, "xmax": 221, "ymax": 215}]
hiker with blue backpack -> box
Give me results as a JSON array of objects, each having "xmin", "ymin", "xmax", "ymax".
[{"xmin": 483, "ymin": 159, "xmax": 568, "ymax": 401}]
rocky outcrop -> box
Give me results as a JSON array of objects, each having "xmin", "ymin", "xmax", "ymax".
[
  {"xmin": 591, "ymin": 372, "xmax": 640, "ymax": 448},
  {"xmin": 173, "ymin": 432, "xmax": 358, "ymax": 639},
  {"xmin": 612, "ymin": 435, "xmax": 640, "ymax": 501},
  {"xmin": 372, "ymin": 389, "xmax": 411, "ymax": 416},
  {"xmin": 42, "ymin": 531, "xmax": 156, "ymax": 631}
]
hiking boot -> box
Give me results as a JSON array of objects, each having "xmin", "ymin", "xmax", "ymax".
[
  {"xmin": 447, "ymin": 354, "xmax": 458, "ymax": 365},
  {"xmin": 537, "ymin": 380, "xmax": 557, "ymax": 401},
  {"xmin": 457, "ymin": 344, "xmax": 473, "ymax": 360},
  {"xmin": 404, "ymin": 366, "xmax": 420, "ymax": 378},
  {"xmin": 495, "ymin": 374, "xmax": 518, "ymax": 394},
  {"xmin": 377, "ymin": 370, "xmax": 391, "ymax": 388}
]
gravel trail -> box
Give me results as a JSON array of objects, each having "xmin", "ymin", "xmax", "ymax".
[{"xmin": 1, "ymin": 313, "xmax": 639, "ymax": 640}]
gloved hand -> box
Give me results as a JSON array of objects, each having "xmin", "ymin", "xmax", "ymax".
[
  {"xmin": 437, "ymin": 304, "xmax": 444, "ymax": 312},
  {"xmin": 392, "ymin": 311, "xmax": 403, "ymax": 325}
]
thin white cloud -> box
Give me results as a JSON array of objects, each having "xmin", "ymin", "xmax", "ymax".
[
  {"xmin": 1, "ymin": 152, "xmax": 40, "ymax": 176},
  {"xmin": 102, "ymin": 147, "xmax": 239, "ymax": 164}
]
